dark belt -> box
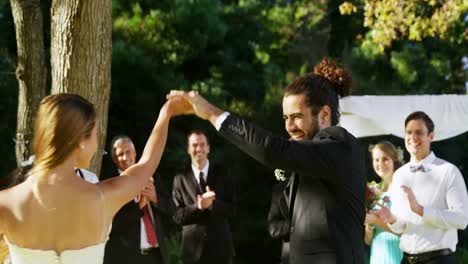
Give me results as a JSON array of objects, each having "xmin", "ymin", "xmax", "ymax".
[
  {"xmin": 140, "ymin": 247, "xmax": 159, "ymax": 255},
  {"xmin": 403, "ymin": 249, "xmax": 453, "ymax": 264}
]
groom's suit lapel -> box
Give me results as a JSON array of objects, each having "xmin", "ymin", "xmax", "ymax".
[
  {"xmin": 289, "ymin": 172, "xmax": 296, "ymax": 217},
  {"xmin": 283, "ymin": 171, "xmax": 296, "ymax": 218}
]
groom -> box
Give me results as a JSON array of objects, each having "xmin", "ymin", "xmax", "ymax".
[{"xmin": 168, "ymin": 58, "xmax": 366, "ymax": 263}]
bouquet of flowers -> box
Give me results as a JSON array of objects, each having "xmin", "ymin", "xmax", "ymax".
[{"xmin": 365, "ymin": 181, "xmax": 389, "ymax": 210}]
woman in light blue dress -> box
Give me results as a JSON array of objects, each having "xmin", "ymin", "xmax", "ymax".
[{"xmin": 365, "ymin": 142, "xmax": 403, "ymax": 264}]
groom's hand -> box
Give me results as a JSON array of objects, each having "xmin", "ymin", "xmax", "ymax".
[{"xmin": 167, "ymin": 90, "xmax": 224, "ymax": 125}]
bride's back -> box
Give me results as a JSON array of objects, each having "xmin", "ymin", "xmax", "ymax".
[
  {"xmin": 1, "ymin": 172, "xmax": 110, "ymax": 253},
  {"xmin": 0, "ymin": 94, "xmax": 110, "ymax": 254},
  {"xmin": 0, "ymin": 92, "xmax": 174, "ymax": 262}
]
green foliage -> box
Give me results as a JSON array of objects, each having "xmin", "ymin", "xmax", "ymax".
[{"xmin": 341, "ymin": 0, "xmax": 467, "ymax": 49}]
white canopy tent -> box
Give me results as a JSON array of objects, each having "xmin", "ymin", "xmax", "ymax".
[{"xmin": 339, "ymin": 95, "xmax": 468, "ymax": 141}]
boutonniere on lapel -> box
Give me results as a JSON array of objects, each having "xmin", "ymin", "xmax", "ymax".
[{"xmin": 274, "ymin": 169, "xmax": 287, "ymax": 181}]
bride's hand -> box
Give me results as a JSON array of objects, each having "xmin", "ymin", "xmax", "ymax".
[{"xmin": 161, "ymin": 96, "xmax": 194, "ymax": 118}]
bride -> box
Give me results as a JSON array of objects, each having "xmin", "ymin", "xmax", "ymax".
[{"xmin": 0, "ymin": 93, "xmax": 188, "ymax": 264}]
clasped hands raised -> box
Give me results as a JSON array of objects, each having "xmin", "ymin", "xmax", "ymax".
[{"xmin": 162, "ymin": 90, "xmax": 223, "ymax": 124}]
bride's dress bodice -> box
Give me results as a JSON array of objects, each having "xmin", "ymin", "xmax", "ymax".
[{"xmin": 5, "ymin": 239, "xmax": 107, "ymax": 264}]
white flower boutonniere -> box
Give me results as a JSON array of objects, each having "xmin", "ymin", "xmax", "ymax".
[{"xmin": 274, "ymin": 169, "xmax": 286, "ymax": 181}]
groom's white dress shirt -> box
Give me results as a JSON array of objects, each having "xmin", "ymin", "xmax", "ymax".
[{"xmin": 388, "ymin": 152, "xmax": 468, "ymax": 254}]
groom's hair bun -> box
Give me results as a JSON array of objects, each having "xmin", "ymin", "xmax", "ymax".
[
  {"xmin": 285, "ymin": 57, "xmax": 353, "ymax": 126},
  {"xmin": 313, "ymin": 57, "xmax": 352, "ymax": 98}
]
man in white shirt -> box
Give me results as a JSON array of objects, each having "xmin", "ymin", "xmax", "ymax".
[
  {"xmin": 104, "ymin": 135, "xmax": 173, "ymax": 264},
  {"xmin": 375, "ymin": 111, "xmax": 468, "ymax": 264}
]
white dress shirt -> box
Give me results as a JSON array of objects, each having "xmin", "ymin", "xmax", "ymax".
[
  {"xmin": 214, "ymin": 112, "xmax": 230, "ymax": 131},
  {"xmin": 75, "ymin": 168, "xmax": 99, "ymax": 184},
  {"xmin": 388, "ymin": 152, "xmax": 468, "ymax": 253},
  {"xmin": 191, "ymin": 161, "xmax": 209, "ymax": 185}
]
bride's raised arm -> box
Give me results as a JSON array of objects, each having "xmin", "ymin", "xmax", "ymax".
[{"xmin": 99, "ymin": 97, "xmax": 191, "ymax": 215}]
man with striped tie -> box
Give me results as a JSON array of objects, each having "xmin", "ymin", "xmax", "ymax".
[{"xmin": 104, "ymin": 135, "xmax": 173, "ymax": 264}]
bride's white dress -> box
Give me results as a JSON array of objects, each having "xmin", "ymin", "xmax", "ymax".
[{"xmin": 5, "ymin": 239, "xmax": 107, "ymax": 264}]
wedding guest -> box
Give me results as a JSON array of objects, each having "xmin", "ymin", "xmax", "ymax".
[
  {"xmin": 168, "ymin": 57, "xmax": 366, "ymax": 263},
  {"xmin": 365, "ymin": 141, "xmax": 403, "ymax": 264},
  {"xmin": 374, "ymin": 111, "xmax": 468, "ymax": 264},
  {"xmin": 0, "ymin": 93, "xmax": 187, "ymax": 264},
  {"xmin": 172, "ymin": 130, "xmax": 235, "ymax": 264},
  {"xmin": 104, "ymin": 135, "xmax": 174, "ymax": 264}
]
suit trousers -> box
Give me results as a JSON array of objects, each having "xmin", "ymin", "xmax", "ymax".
[
  {"xmin": 105, "ymin": 246, "xmax": 163, "ymax": 264},
  {"xmin": 191, "ymin": 240, "xmax": 233, "ymax": 264}
]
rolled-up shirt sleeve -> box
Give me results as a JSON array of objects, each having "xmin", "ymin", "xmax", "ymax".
[
  {"xmin": 422, "ymin": 167, "xmax": 468, "ymax": 230},
  {"xmin": 388, "ymin": 218, "xmax": 406, "ymax": 234}
]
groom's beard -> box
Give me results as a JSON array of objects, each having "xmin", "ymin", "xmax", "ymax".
[{"xmin": 289, "ymin": 117, "xmax": 320, "ymax": 141}]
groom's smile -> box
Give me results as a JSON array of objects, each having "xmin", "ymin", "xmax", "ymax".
[{"xmin": 283, "ymin": 94, "xmax": 319, "ymax": 141}]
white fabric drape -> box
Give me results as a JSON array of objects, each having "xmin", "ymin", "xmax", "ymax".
[{"xmin": 339, "ymin": 95, "xmax": 468, "ymax": 141}]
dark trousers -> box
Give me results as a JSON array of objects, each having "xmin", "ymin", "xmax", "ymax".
[
  {"xmin": 104, "ymin": 246, "xmax": 163, "ymax": 264},
  {"xmin": 401, "ymin": 252, "xmax": 456, "ymax": 264},
  {"xmin": 191, "ymin": 245, "xmax": 232, "ymax": 264},
  {"xmin": 193, "ymin": 253, "xmax": 232, "ymax": 264}
]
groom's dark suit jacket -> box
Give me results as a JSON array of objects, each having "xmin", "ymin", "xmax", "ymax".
[
  {"xmin": 268, "ymin": 181, "xmax": 291, "ymax": 264},
  {"xmin": 172, "ymin": 163, "xmax": 235, "ymax": 264},
  {"xmin": 219, "ymin": 115, "xmax": 366, "ymax": 264}
]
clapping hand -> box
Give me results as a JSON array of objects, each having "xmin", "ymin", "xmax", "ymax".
[
  {"xmin": 141, "ymin": 178, "xmax": 157, "ymax": 203},
  {"xmin": 372, "ymin": 202, "xmax": 396, "ymax": 224},
  {"xmin": 401, "ymin": 185, "xmax": 424, "ymax": 216},
  {"xmin": 197, "ymin": 186, "xmax": 216, "ymax": 210},
  {"xmin": 138, "ymin": 178, "xmax": 157, "ymax": 208},
  {"xmin": 365, "ymin": 212, "xmax": 379, "ymax": 226}
]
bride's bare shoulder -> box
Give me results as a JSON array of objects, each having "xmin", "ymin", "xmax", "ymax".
[{"xmin": 0, "ymin": 181, "xmax": 31, "ymax": 207}]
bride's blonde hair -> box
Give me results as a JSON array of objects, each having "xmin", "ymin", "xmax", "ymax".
[{"xmin": 30, "ymin": 94, "xmax": 96, "ymax": 175}]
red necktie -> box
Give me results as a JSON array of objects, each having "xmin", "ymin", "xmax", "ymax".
[{"xmin": 142, "ymin": 206, "xmax": 158, "ymax": 247}]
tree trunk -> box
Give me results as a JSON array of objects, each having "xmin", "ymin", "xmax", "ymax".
[
  {"xmin": 50, "ymin": 0, "xmax": 112, "ymax": 176},
  {"xmin": 10, "ymin": 0, "xmax": 46, "ymax": 167}
]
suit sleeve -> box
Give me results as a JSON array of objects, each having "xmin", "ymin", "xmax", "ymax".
[
  {"xmin": 267, "ymin": 187, "xmax": 290, "ymax": 240},
  {"xmin": 111, "ymin": 201, "xmax": 142, "ymax": 233},
  {"xmin": 218, "ymin": 114, "xmax": 350, "ymax": 182},
  {"xmin": 152, "ymin": 175, "xmax": 175, "ymax": 216},
  {"xmin": 422, "ymin": 166, "xmax": 468, "ymax": 230},
  {"xmin": 211, "ymin": 169, "xmax": 236, "ymax": 218},
  {"xmin": 172, "ymin": 174, "xmax": 209, "ymax": 225}
]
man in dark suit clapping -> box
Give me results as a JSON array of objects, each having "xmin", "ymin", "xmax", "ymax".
[
  {"xmin": 168, "ymin": 57, "xmax": 366, "ymax": 263},
  {"xmin": 172, "ymin": 130, "xmax": 235, "ymax": 264},
  {"xmin": 104, "ymin": 135, "xmax": 174, "ymax": 264}
]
